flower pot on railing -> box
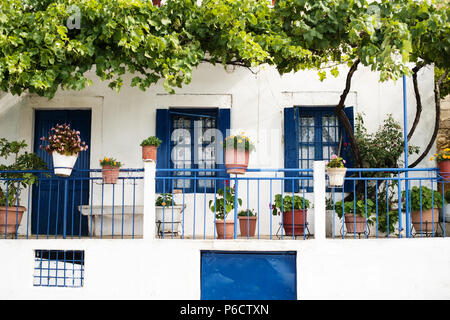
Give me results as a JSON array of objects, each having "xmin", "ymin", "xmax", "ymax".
[
  {"xmin": 282, "ymin": 209, "xmax": 307, "ymax": 236},
  {"xmin": 53, "ymin": 152, "xmax": 78, "ymax": 177},
  {"xmin": 99, "ymin": 157, "xmax": 122, "ymax": 184},
  {"xmin": 344, "ymin": 214, "xmax": 366, "ymax": 234},
  {"xmin": 40, "ymin": 123, "xmax": 88, "ymax": 177},
  {"xmin": 0, "ymin": 206, "xmax": 26, "ymax": 235},
  {"xmin": 411, "ymin": 208, "xmax": 440, "ymax": 234},
  {"xmin": 238, "ymin": 209, "xmax": 257, "ymax": 237},
  {"xmin": 325, "ymin": 154, "xmax": 347, "ymax": 187},
  {"xmin": 215, "ymin": 220, "xmax": 235, "ymax": 239},
  {"xmin": 271, "ymin": 194, "xmax": 311, "ymax": 236},
  {"xmin": 433, "ymin": 149, "xmax": 450, "ymax": 181},
  {"xmin": 140, "ymin": 136, "xmax": 162, "ymax": 162},
  {"xmin": 223, "ymin": 133, "xmax": 255, "ymax": 175}
]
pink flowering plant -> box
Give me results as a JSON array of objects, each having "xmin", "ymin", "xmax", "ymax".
[
  {"xmin": 326, "ymin": 154, "xmax": 346, "ymax": 168},
  {"xmin": 40, "ymin": 123, "xmax": 88, "ymax": 156}
]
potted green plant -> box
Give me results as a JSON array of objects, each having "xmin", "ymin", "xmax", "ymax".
[
  {"xmin": 99, "ymin": 157, "xmax": 122, "ymax": 184},
  {"xmin": 209, "ymin": 184, "xmax": 242, "ymax": 239},
  {"xmin": 40, "ymin": 123, "xmax": 88, "ymax": 177},
  {"xmin": 403, "ymin": 186, "xmax": 444, "ymax": 234},
  {"xmin": 271, "ymin": 194, "xmax": 311, "ymax": 236},
  {"xmin": 326, "ymin": 154, "xmax": 347, "ymax": 187},
  {"xmin": 0, "ymin": 139, "xmax": 47, "ymax": 236},
  {"xmin": 334, "ymin": 198, "xmax": 376, "ymax": 234},
  {"xmin": 237, "ymin": 209, "xmax": 257, "ymax": 237},
  {"xmin": 223, "ymin": 132, "xmax": 255, "ymax": 174},
  {"xmin": 431, "ymin": 148, "xmax": 450, "ymax": 181},
  {"xmin": 140, "ymin": 136, "xmax": 162, "ymax": 162},
  {"xmin": 155, "ymin": 193, "xmax": 184, "ymax": 235}
]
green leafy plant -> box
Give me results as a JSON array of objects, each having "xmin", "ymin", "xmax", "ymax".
[
  {"xmin": 140, "ymin": 136, "xmax": 162, "ymax": 147},
  {"xmin": 40, "ymin": 123, "xmax": 88, "ymax": 156},
  {"xmin": 0, "ymin": 138, "xmax": 48, "ymax": 207},
  {"xmin": 271, "ymin": 194, "xmax": 311, "ymax": 216},
  {"xmin": 209, "ymin": 185, "xmax": 242, "ymax": 220},
  {"xmin": 155, "ymin": 193, "xmax": 176, "ymax": 207},
  {"xmin": 99, "ymin": 156, "xmax": 122, "ymax": 168},
  {"xmin": 402, "ymin": 186, "xmax": 445, "ymax": 212},
  {"xmin": 238, "ymin": 209, "xmax": 256, "ymax": 217},
  {"xmin": 334, "ymin": 198, "xmax": 375, "ymax": 220},
  {"xmin": 445, "ymin": 190, "xmax": 450, "ymax": 204},
  {"xmin": 223, "ymin": 133, "xmax": 255, "ymax": 152}
]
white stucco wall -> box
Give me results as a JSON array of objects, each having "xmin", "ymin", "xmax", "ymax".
[{"xmin": 1, "ymin": 237, "xmax": 450, "ymax": 300}]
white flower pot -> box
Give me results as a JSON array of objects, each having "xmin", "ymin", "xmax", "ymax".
[
  {"xmin": 326, "ymin": 167, "xmax": 347, "ymax": 187},
  {"xmin": 52, "ymin": 152, "xmax": 78, "ymax": 177}
]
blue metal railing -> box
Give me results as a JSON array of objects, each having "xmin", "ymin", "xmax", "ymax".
[
  {"xmin": 155, "ymin": 168, "xmax": 314, "ymax": 240},
  {"xmin": 327, "ymin": 167, "xmax": 449, "ymax": 239},
  {"xmin": 0, "ymin": 168, "xmax": 143, "ymax": 239}
]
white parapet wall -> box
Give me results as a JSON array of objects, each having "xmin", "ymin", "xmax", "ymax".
[{"xmin": 0, "ymin": 237, "xmax": 450, "ymax": 299}]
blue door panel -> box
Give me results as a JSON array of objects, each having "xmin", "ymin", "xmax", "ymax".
[
  {"xmin": 32, "ymin": 110, "xmax": 91, "ymax": 236},
  {"xmin": 201, "ymin": 251, "xmax": 297, "ymax": 300}
]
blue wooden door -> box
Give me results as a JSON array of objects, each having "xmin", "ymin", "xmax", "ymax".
[
  {"xmin": 32, "ymin": 110, "xmax": 91, "ymax": 237},
  {"xmin": 201, "ymin": 251, "xmax": 297, "ymax": 300}
]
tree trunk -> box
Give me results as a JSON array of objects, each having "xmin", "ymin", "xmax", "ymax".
[
  {"xmin": 409, "ymin": 69, "xmax": 448, "ymax": 168},
  {"xmin": 335, "ymin": 59, "xmax": 362, "ymax": 168},
  {"xmin": 407, "ymin": 62, "xmax": 425, "ymax": 142}
]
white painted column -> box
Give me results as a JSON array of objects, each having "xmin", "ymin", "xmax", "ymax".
[
  {"xmin": 143, "ymin": 161, "xmax": 156, "ymax": 239},
  {"xmin": 313, "ymin": 161, "xmax": 326, "ymax": 240}
]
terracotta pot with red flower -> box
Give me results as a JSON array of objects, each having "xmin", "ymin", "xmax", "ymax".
[
  {"xmin": 271, "ymin": 194, "xmax": 311, "ymax": 236},
  {"xmin": 140, "ymin": 136, "xmax": 162, "ymax": 162},
  {"xmin": 223, "ymin": 133, "xmax": 255, "ymax": 174},
  {"xmin": 99, "ymin": 157, "xmax": 122, "ymax": 184},
  {"xmin": 209, "ymin": 183, "xmax": 242, "ymax": 239},
  {"xmin": 432, "ymin": 148, "xmax": 450, "ymax": 181}
]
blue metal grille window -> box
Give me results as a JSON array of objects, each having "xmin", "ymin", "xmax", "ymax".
[
  {"xmin": 284, "ymin": 106, "xmax": 354, "ymax": 192},
  {"xmin": 155, "ymin": 108, "xmax": 230, "ymax": 193},
  {"xmin": 33, "ymin": 250, "xmax": 84, "ymax": 287}
]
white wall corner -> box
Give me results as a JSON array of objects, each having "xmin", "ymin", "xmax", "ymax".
[{"xmin": 313, "ymin": 161, "xmax": 326, "ymax": 240}]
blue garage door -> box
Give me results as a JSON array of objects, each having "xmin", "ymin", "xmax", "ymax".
[{"xmin": 201, "ymin": 251, "xmax": 297, "ymax": 300}]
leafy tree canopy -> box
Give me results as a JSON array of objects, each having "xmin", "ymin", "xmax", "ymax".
[{"xmin": 0, "ymin": 0, "xmax": 448, "ymax": 98}]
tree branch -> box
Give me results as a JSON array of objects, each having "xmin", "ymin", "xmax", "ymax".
[{"xmin": 407, "ymin": 62, "xmax": 425, "ymax": 141}]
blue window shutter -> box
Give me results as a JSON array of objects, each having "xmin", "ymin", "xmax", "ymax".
[
  {"xmin": 284, "ymin": 108, "xmax": 299, "ymax": 192},
  {"xmin": 155, "ymin": 109, "xmax": 170, "ymax": 193},
  {"xmin": 217, "ymin": 108, "xmax": 230, "ymax": 189},
  {"xmin": 342, "ymin": 106, "xmax": 354, "ymax": 192}
]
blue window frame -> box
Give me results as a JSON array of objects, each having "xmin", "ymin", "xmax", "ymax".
[
  {"xmin": 284, "ymin": 106, "xmax": 354, "ymax": 192},
  {"xmin": 156, "ymin": 108, "xmax": 230, "ymax": 193}
]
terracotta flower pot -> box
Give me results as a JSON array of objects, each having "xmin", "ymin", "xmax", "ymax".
[
  {"xmin": 225, "ymin": 149, "xmax": 249, "ymax": 174},
  {"xmin": 52, "ymin": 152, "xmax": 78, "ymax": 177},
  {"xmin": 142, "ymin": 145, "xmax": 157, "ymax": 162},
  {"xmin": 411, "ymin": 208, "xmax": 439, "ymax": 234},
  {"xmin": 238, "ymin": 216, "xmax": 257, "ymax": 237},
  {"xmin": 215, "ymin": 220, "xmax": 235, "ymax": 239},
  {"xmin": 102, "ymin": 166, "xmax": 120, "ymax": 184},
  {"xmin": 0, "ymin": 206, "xmax": 26, "ymax": 235},
  {"xmin": 326, "ymin": 167, "xmax": 347, "ymax": 187},
  {"xmin": 344, "ymin": 214, "xmax": 367, "ymax": 234},
  {"xmin": 282, "ymin": 209, "xmax": 307, "ymax": 236},
  {"xmin": 439, "ymin": 160, "xmax": 450, "ymax": 181}
]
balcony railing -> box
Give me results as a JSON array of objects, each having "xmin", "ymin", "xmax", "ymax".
[{"xmin": 0, "ymin": 163, "xmax": 448, "ymax": 240}]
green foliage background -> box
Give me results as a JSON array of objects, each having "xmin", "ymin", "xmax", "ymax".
[{"xmin": 0, "ymin": 0, "xmax": 448, "ymax": 98}]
